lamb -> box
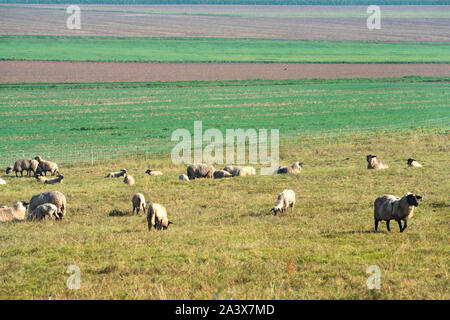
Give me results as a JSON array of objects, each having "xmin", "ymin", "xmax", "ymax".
[
  {"xmin": 35, "ymin": 173, "xmax": 49, "ymax": 183},
  {"xmin": 213, "ymin": 170, "xmax": 233, "ymax": 179},
  {"xmin": 0, "ymin": 202, "xmax": 29, "ymax": 222},
  {"xmin": 123, "ymin": 174, "xmax": 135, "ymax": 185},
  {"xmin": 0, "ymin": 178, "xmax": 6, "ymax": 185},
  {"xmin": 7, "ymin": 159, "xmax": 39, "ymax": 177},
  {"xmin": 132, "ymin": 193, "xmax": 146, "ymax": 215},
  {"xmin": 27, "ymin": 203, "xmax": 58, "ymax": 221},
  {"xmin": 105, "ymin": 169, "xmax": 127, "ymax": 178},
  {"xmin": 374, "ymin": 193, "xmax": 422, "ymax": 232},
  {"xmin": 275, "ymin": 162, "xmax": 303, "ymax": 174},
  {"xmin": 147, "ymin": 203, "xmax": 173, "ymax": 231},
  {"xmin": 366, "ymin": 155, "xmax": 388, "ymax": 169},
  {"xmin": 178, "ymin": 174, "xmax": 189, "ymax": 181},
  {"xmin": 45, "ymin": 174, "xmax": 64, "ymax": 185},
  {"xmin": 223, "ymin": 165, "xmax": 243, "ymax": 177},
  {"xmin": 271, "ymin": 190, "xmax": 296, "ymax": 216},
  {"xmin": 186, "ymin": 163, "xmax": 216, "ymax": 180},
  {"xmin": 407, "ymin": 158, "xmax": 423, "ymax": 168},
  {"xmin": 34, "ymin": 156, "xmax": 59, "ymax": 176},
  {"xmin": 29, "ymin": 191, "xmax": 67, "ymax": 219},
  {"xmin": 145, "ymin": 169, "xmax": 163, "ymax": 176}
]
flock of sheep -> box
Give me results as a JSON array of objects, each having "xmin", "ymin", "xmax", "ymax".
[{"xmin": 0, "ymin": 154, "xmax": 423, "ymax": 233}]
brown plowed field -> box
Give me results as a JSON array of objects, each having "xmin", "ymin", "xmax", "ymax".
[{"xmin": 1, "ymin": 61, "xmax": 449, "ymax": 83}]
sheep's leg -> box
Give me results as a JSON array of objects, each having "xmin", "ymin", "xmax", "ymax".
[
  {"xmin": 401, "ymin": 220, "xmax": 407, "ymax": 232},
  {"xmin": 397, "ymin": 220, "xmax": 402, "ymax": 232},
  {"xmin": 386, "ymin": 220, "xmax": 391, "ymax": 232},
  {"xmin": 132, "ymin": 207, "xmax": 135, "ymax": 215},
  {"xmin": 374, "ymin": 220, "xmax": 379, "ymax": 231}
]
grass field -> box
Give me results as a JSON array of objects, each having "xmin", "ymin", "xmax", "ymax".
[{"xmin": 2, "ymin": 36, "xmax": 450, "ymax": 63}]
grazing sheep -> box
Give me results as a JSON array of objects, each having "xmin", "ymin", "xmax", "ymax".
[
  {"xmin": 7, "ymin": 159, "xmax": 39, "ymax": 177},
  {"xmin": 187, "ymin": 163, "xmax": 216, "ymax": 180},
  {"xmin": 374, "ymin": 193, "xmax": 422, "ymax": 232},
  {"xmin": 407, "ymin": 158, "xmax": 423, "ymax": 168},
  {"xmin": 6, "ymin": 165, "xmax": 13, "ymax": 175},
  {"xmin": 132, "ymin": 193, "xmax": 146, "ymax": 215},
  {"xmin": 147, "ymin": 203, "xmax": 173, "ymax": 231},
  {"xmin": 35, "ymin": 173, "xmax": 49, "ymax": 183},
  {"xmin": 366, "ymin": 155, "xmax": 388, "ymax": 169},
  {"xmin": 0, "ymin": 202, "xmax": 29, "ymax": 222},
  {"xmin": 29, "ymin": 191, "xmax": 67, "ymax": 219},
  {"xmin": 223, "ymin": 165, "xmax": 243, "ymax": 177},
  {"xmin": 178, "ymin": 174, "xmax": 189, "ymax": 181},
  {"xmin": 0, "ymin": 178, "xmax": 6, "ymax": 185},
  {"xmin": 275, "ymin": 162, "xmax": 303, "ymax": 174},
  {"xmin": 271, "ymin": 190, "xmax": 296, "ymax": 216},
  {"xmin": 237, "ymin": 166, "xmax": 256, "ymax": 176},
  {"xmin": 34, "ymin": 156, "xmax": 59, "ymax": 176},
  {"xmin": 123, "ymin": 174, "xmax": 135, "ymax": 185},
  {"xmin": 45, "ymin": 174, "xmax": 64, "ymax": 185},
  {"xmin": 105, "ymin": 169, "xmax": 127, "ymax": 178},
  {"xmin": 145, "ymin": 169, "xmax": 163, "ymax": 176},
  {"xmin": 213, "ymin": 170, "xmax": 233, "ymax": 179},
  {"xmin": 27, "ymin": 203, "xmax": 58, "ymax": 221}
]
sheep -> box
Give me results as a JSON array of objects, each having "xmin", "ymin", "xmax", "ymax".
[
  {"xmin": 29, "ymin": 191, "xmax": 67, "ymax": 220},
  {"xmin": 0, "ymin": 202, "xmax": 29, "ymax": 222},
  {"xmin": 275, "ymin": 162, "xmax": 303, "ymax": 174},
  {"xmin": 6, "ymin": 165, "xmax": 13, "ymax": 175},
  {"xmin": 34, "ymin": 156, "xmax": 59, "ymax": 176},
  {"xmin": 147, "ymin": 203, "xmax": 173, "ymax": 231},
  {"xmin": 105, "ymin": 169, "xmax": 127, "ymax": 178},
  {"xmin": 407, "ymin": 158, "xmax": 423, "ymax": 168},
  {"xmin": 366, "ymin": 155, "xmax": 388, "ymax": 169},
  {"xmin": 271, "ymin": 190, "xmax": 296, "ymax": 216},
  {"xmin": 35, "ymin": 173, "xmax": 49, "ymax": 183},
  {"xmin": 213, "ymin": 170, "xmax": 233, "ymax": 179},
  {"xmin": 45, "ymin": 174, "xmax": 64, "ymax": 185},
  {"xmin": 7, "ymin": 159, "xmax": 38, "ymax": 177},
  {"xmin": 374, "ymin": 193, "xmax": 422, "ymax": 232},
  {"xmin": 186, "ymin": 163, "xmax": 216, "ymax": 180},
  {"xmin": 178, "ymin": 174, "xmax": 189, "ymax": 181},
  {"xmin": 145, "ymin": 169, "xmax": 163, "ymax": 176},
  {"xmin": 132, "ymin": 193, "xmax": 146, "ymax": 215},
  {"xmin": 0, "ymin": 178, "xmax": 6, "ymax": 185},
  {"xmin": 237, "ymin": 166, "xmax": 256, "ymax": 176},
  {"xmin": 123, "ymin": 174, "xmax": 135, "ymax": 185},
  {"xmin": 223, "ymin": 165, "xmax": 243, "ymax": 177},
  {"xmin": 27, "ymin": 203, "xmax": 58, "ymax": 221}
]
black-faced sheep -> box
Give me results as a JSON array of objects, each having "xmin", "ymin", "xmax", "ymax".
[
  {"xmin": 223, "ymin": 165, "xmax": 243, "ymax": 177},
  {"xmin": 0, "ymin": 201, "xmax": 29, "ymax": 222},
  {"xmin": 105, "ymin": 169, "xmax": 127, "ymax": 178},
  {"xmin": 275, "ymin": 162, "xmax": 303, "ymax": 174},
  {"xmin": 27, "ymin": 203, "xmax": 58, "ymax": 221},
  {"xmin": 187, "ymin": 163, "xmax": 216, "ymax": 180},
  {"xmin": 147, "ymin": 203, "xmax": 172, "ymax": 231},
  {"xmin": 271, "ymin": 190, "xmax": 296, "ymax": 216},
  {"xmin": 132, "ymin": 193, "xmax": 146, "ymax": 215},
  {"xmin": 29, "ymin": 191, "xmax": 67, "ymax": 220},
  {"xmin": 374, "ymin": 193, "xmax": 422, "ymax": 232},
  {"xmin": 213, "ymin": 170, "xmax": 233, "ymax": 179},
  {"xmin": 34, "ymin": 156, "xmax": 59, "ymax": 176},
  {"xmin": 366, "ymin": 155, "xmax": 388, "ymax": 169},
  {"xmin": 145, "ymin": 169, "xmax": 163, "ymax": 176},
  {"xmin": 45, "ymin": 174, "xmax": 64, "ymax": 185},
  {"xmin": 179, "ymin": 174, "xmax": 189, "ymax": 181},
  {"xmin": 407, "ymin": 158, "xmax": 423, "ymax": 168},
  {"xmin": 123, "ymin": 174, "xmax": 135, "ymax": 185}
]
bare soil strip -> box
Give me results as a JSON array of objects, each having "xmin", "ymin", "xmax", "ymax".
[{"xmin": 1, "ymin": 61, "xmax": 449, "ymax": 83}]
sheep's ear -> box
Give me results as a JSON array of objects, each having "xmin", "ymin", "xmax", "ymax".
[
  {"xmin": 22, "ymin": 202, "xmax": 29, "ymax": 207},
  {"xmin": 416, "ymin": 195, "xmax": 422, "ymax": 200}
]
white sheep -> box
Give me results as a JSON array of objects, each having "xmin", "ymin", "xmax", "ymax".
[
  {"xmin": 147, "ymin": 203, "xmax": 173, "ymax": 231},
  {"xmin": 275, "ymin": 162, "xmax": 303, "ymax": 174},
  {"xmin": 29, "ymin": 191, "xmax": 67, "ymax": 219},
  {"xmin": 27, "ymin": 203, "xmax": 58, "ymax": 221},
  {"xmin": 237, "ymin": 166, "xmax": 256, "ymax": 176},
  {"xmin": 45, "ymin": 174, "xmax": 64, "ymax": 185},
  {"xmin": 223, "ymin": 165, "xmax": 243, "ymax": 177},
  {"xmin": 213, "ymin": 170, "xmax": 233, "ymax": 179},
  {"xmin": 187, "ymin": 163, "xmax": 216, "ymax": 180},
  {"xmin": 145, "ymin": 169, "xmax": 163, "ymax": 176},
  {"xmin": 374, "ymin": 192, "xmax": 422, "ymax": 232},
  {"xmin": 123, "ymin": 174, "xmax": 135, "ymax": 185},
  {"xmin": 0, "ymin": 202, "xmax": 29, "ymax": 222},
  {"xmin": 0, "ymin": 178, "xmax": 6, "ymax": 185},
  {"xmin": 105, "ymin": 169, "xmax": 127, "ymax": 178},
  {"xmin": 407, "ymin": 158, "xmax": 423, "ymax": 168},
  {"xmin": 6, "ymin": 159, "xmax": 39, "ymax": 177},
  {"xmin": 34, "ymin": 156, "xmax": 59, "ymax": 176},
  {"xmin": 271, "ymin": 190, "xmax": 296, "ymax": 216},
  {"xmin": 178, "ymin": 174, "xmax": 189, "ymax": 181},
  {"xmin": 35, "ymin": 173, "xmax": 49, "ymax": 183},
  {"xmin": 366, "ymin": 155, "xmax": 388, "ymax": 169},
  {"xmin": 132, "ymin": 193, "xmax": 146, "ymax": 215}
]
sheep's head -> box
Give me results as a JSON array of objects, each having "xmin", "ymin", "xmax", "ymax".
[
  {"xmin": 58, "ymin": 174, "xmax": 64, "ymax": 179},
  {"xmin": 407, "ymin": 158, "xmax": 415, "ymax": 165},
  {"xmin": 34, "ymin": 156, "xmax": 42, "ymax": 162},
  {"xmin": 17, "ymin": 201, "xmax": 29, "ymax": 209},
  {"xmin": 406, "ymin": 193, "xmax": 422, "ymax": 207},
  {"xmin": 271, "ymin": 207, "xmax": 281, "ymax": 216},
  {"xmin": 145, "ymin": 169, "xmax": 151, "ymax": 174},
  {"xmin": 366, "ymin": 155, "xmax": 377, "ymax": 166},
  {"xmin": 6, "ymin": 166, "xmax": 12, "ymax": 175}
]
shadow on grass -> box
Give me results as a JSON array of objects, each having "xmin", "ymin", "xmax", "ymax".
[
  {"xmin": 321, "ymin": 230, "xmax": 381, "ymax": 237},
  {"xmin": 108, "ymin": 209, "xmax": 129, "ymax": 217}
]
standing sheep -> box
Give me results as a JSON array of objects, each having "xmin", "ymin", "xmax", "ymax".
[
  {"xmin": 27, "ymin": 203, "xmax": 58, "ymax": 221},
  {"xmin": 178, "ymin": 174, "xmax": 189, "ymax": 181},
  {"xmin": 0, "ymin": 202, "xmax": 29, "ymax": 222},
  {"xmin": 123, "ymin": 174, "xmax": 135, "ymax": 185},
  {"xmin": 213, "ymin": 170, "xmax": 233, "ymax": 179},
  {"xmin": 132, "ymin": 193, "xmax": 146, "ymax": 215},
  {"xmin": 366, "ymin": 155, "xmax": 388, "ymax": 169},
  {"xmin": 407, "ymin": 158, "xmax": 423, "ymax": 168},
  {"xmin": 45, "ymin": 174, "xmax": 64, "ymax": 185},
  {"xmin": 374, "ymin": 193, "xmax": 422, "ymax": 232},
  {"xmin": 275, "ymin": 162, "xmax": 303, "ymax": 174},
  {"xmin": 187, "ymin": 163, "xmax": 216, "ymax": 180},
  {"xmin": 145, "ymin": 169, "xmax": 163, "ymax": 176},
  {"xmin": 7, "ymin": 159, "xmax": 38, "ymax": 177},
  {"xmin": 34, "ymin": 156, "xmax": 59, "ymax": 176},
  {"xmin": 105, "ymin": 169, "xmax": 127, "ymax": 178},
  {"xmin": 29, "ymin": 191, "xmax": 67, "ymax": 219},
  {"xmin": 147, "ymin": 203, "xmax": 173, "ymax": 231},
  {"xmin": 271, "ymin": 190, "xmax": 296, "ymax": 216}
]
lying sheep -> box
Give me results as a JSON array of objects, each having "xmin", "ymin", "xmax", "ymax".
[
  {"xmin": 105, "ymin": 169, "xmax": 127, "ymax": 178},
  {"xmin": 123, "ymin": 174, "xmax": 135, "ymax": 185},
  {"xmin": 275, "ymin": 162, "xmax": 303, "ymax": 174},
  {"xmin": 27, "ymin": 203, "xmax": 58, "ymax": 221},
  {"xmin": 7, "ymin": 159, "xmax": 39, "ymax": 177},
  {"xmin": 45, "ymin": 174, "xmax": 64, "ymax": 185},
  {"xmin": 0, "ymin": 178, "xmax": 6, "ymax": 185},
  {"xmin": 29, "ymin": 191, "xmax": 67, "ymax": 219},
  {"xmin": 35, "ymin": 173, "xmax": 49, "ymax": 183},
  {"xmin": 0, "ymin": 201, "xmax": 29, "ymax": 222},
  {"xmin": 34, "ymin": 156, "xmax": 59, "ymax": 176},
  {"xmin": 374, "ymin": 193, "xmax": 422, "ymax": 232},
  {"xmin": 147, "ymin": 203, "xmax": 173, "ymax": 231},
  {"xmin": 271, "ymin": 190, "xmax": 296, "ymax": 216},
  {"xmin": 213, "ymin": 170, "xmax": 233, "ymax": 179},
  {"xmin": 179, "ymin": 174, "xmax": 189, "ymax": 181},
  {"xmin": 187, "ymin": 163, "xmax": 216, "ymax": 180},
  {"xmin": 223, "ymin": 165, "xmax": 243, "ymax": 177},
  {"xmin": 237, "ymin": 166, "xmax": 256, "ymax": 176},
  {"xmin": 132, "ymin": 193, "xmax": 146, "ymax": 215},
  {"xmin": 145, "ymin": 169, "xmax": 163, "ymax": 176},
  {"xmin": 407, "ymin": 158, "xmax": 423, "ymax": 168},
  {"xmin": 366, "ymin": 155, "xmax": 388, "ymax": 169}
]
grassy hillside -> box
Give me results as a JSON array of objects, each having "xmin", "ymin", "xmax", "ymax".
[{"xmin": 2, "ymin": 37, "xmax": 450, "ymax": 63}]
